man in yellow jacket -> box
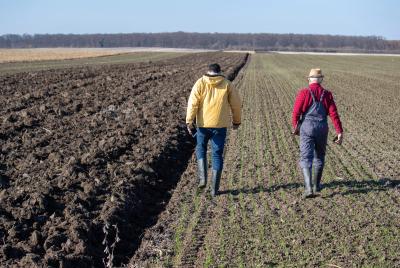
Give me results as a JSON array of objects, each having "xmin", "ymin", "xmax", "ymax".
[{"xmin": 186, "ymin": 63, "xmax": 241, "ymax": 197}]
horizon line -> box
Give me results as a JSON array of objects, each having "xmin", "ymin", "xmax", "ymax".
[{"xmin": 1, "ymin": 31, "xmax": 398, "ymax": 41}]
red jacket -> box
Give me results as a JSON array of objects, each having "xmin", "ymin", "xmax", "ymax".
[{"xmin": 292, "ymin": 83, "xmax": 343, "ymax": 134}]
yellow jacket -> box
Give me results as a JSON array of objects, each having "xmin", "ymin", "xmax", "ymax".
[{"xmin": 186, "ymin": 75, "xmax": 241, "ymax": 128}]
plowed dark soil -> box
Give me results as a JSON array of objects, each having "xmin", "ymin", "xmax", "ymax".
[{"xmin": 0, "ymin": 52, "xmax": 248, "ymax": 267}]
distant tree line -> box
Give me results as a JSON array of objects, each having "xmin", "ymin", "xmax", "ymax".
[{"xmin": 1, "ymin": 32, "xmax": 399, "ymax": 53}]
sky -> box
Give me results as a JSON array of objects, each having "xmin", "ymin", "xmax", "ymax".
[{"xmin": 0, "ymin": 0, "xmax": 399, "ymax": 40}]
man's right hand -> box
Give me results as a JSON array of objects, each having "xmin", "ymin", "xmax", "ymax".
[
  {"xmin": 187, "ymin": 123, "xmax": 194, "ymax": 136},
  {"xmin": 292, "ymin": 122, "xmax": 300, "ymax": 136}
]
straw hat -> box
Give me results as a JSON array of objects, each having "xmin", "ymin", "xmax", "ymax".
[{"xmin": 307, "ymin": 68, "xmax": 324, "ymax": 78}]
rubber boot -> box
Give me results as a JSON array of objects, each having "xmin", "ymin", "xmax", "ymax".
[
  {"xmin": 0, "ymin": 177, "xmax": 7, "ymax": 189},
  {"xmin": 197, "ymin": 159, "xmax": 207, "ymax": 188},
  {"xmin": 313, "ymin": 166, "xmax": 324, "ymax": 193},
  {"xmin": 302, "ymin": 167, "xmax": 313, "ymax": 198},
  {"xmin": 211, "ymin": 170, "xmax": 222, "ymax": 197}
]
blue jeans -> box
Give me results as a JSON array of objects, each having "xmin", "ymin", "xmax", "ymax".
[{"xmin": 196, "ymin": 127, "xmax": 227, "ymax": 171}]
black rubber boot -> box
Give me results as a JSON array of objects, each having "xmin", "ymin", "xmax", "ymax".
[
  {"xmin": 302, "ymin": 167, "xmax": 313, "ymax": 198},
  {"xmin": 313, "ymin": 166, "xmax": 324, "ymax": 193},
  {"xmin": 0, "ymin": 177, "xmax": 7, "ymax": 189},
  {"xmin": 211, "ymin": 170, "xmax": 222, "ymax": 197},
  {"xmin": 197, "ymin": 159, "xmax": 207, "ymax": 188}
]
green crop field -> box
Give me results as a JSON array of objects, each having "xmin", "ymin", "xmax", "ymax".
[{"xmin": 133, "ymin": 53, "xmax": 400, "ymax": 267}]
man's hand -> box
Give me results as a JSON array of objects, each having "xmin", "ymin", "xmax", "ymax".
[
  {"xmin": 232, "ymin": 123, "xmax": 240, "ymax": 130},
  {"xmin": 292, "ymin": 122, "xmax": 300, "ymax": 136},
  {"xmin": 334, "ymin": 133, "xmax": 343, "ymax": 145},
  {"xmin": 187, "ymin": 123, "xmax": 194, "ymax": 136}
]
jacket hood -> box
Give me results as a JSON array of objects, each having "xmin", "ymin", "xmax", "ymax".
[{"xmin": 202, "ymin": 75, "xmax": 225, "ymax": 86}]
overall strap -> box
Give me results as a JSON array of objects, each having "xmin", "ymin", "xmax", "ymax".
[
  {"xmin": 307, "ymin": 87, "xmax": 316, "ymax": 102},
  {"xmin": 308, "ymin": 87, "xmax": 325, "ymax": 103},
  {"xmin": 319, "ymin": 90, "xmax": 325, "ymax": 102}
]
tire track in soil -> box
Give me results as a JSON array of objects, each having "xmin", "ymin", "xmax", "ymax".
[
  {"xmin": 193, "ymin": 59, "xmax": 256, "ymax": 268},
  {"xmin": 160, "ymin": 56, "xmax": 249, "ymax": 268},
  {"xmin": 129, "ymin": 55, "xmax": 249, "ymax": 268}
]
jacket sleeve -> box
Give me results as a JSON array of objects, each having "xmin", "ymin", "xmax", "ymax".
[
  {"xmin": 228, "ymin": 83, "xmax": 242, "ymax": 124},
  {"xmin": 292, "ymin": 90, "xmax": 305, "ymax": 129},
  {"xmin": 186, "ymin": 79, "xmax": 202, "ymax": 124},
  {"xmin": 326, "ymin": 92, "xmax": 343, "ymax": 134}
]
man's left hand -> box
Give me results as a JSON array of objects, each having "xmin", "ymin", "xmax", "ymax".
[{"xmin": 335, "ymin": 133, "xmax": 343, "ymax": 145}]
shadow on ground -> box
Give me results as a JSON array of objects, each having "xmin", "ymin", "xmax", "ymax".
[{"xmin": 219, "ymin": 178, "xmax": 400, "ymax": 197}]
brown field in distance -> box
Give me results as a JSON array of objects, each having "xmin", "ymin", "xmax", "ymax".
[
  {"xmin": 0, "ymin": 47, "xmax": 217, "ymax": 63},
  {"xmin": 0, "ymin": 48, "xmax": 138, "ymax": 63}
]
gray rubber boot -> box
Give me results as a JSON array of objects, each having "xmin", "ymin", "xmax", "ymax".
[
  {"xmin": 197, "ymin": 159, "xmax": 207, "ymax": 188},
  {"xmin": 302, "ymin": 167, "xmax": 313, "ymax": 198},
  {"xmin": 211, "ymin": 170, "xmax": 222, "ymax": 197},
  {"xmin": 313, "ymin": 166, "xmax": 324, "ymax": 193}
]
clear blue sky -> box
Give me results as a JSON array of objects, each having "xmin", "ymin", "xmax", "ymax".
[{"xmin": 1, "ymin": 0, "xmax": 399, "ymax": 39}]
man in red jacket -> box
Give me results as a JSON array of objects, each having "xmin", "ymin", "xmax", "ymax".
[{"xmin": 292, "ymin": 68, "xmax": 343, "ymax": 198}]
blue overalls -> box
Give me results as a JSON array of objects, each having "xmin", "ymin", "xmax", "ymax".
[{"xmin": 299, "ymin": 88, "xmax": 329, "ymax": 169}]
